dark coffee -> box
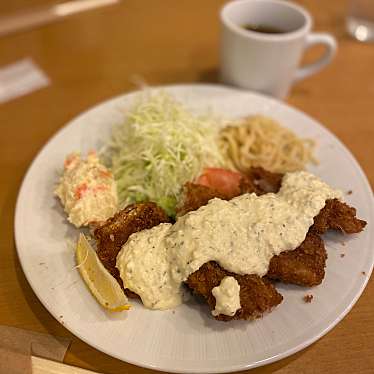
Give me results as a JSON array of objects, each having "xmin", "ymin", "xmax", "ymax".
[{"xmin": 242, "ymin": 24, "xmax": 285, "ymax": 34}]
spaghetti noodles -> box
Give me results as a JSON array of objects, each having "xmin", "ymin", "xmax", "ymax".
[{"xmin": 219, "ymin": 116, "xmax": 317, "ymax": 174}]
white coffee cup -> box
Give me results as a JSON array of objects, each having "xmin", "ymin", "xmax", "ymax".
[{"xmin": 220, "ymin": 0, "xmax": 337, "ymax": 98}]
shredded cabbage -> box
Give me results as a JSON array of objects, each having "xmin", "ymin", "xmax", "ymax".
[{"xmin": 103, "ymin": 92, "xmax": 226, "ymax": 216}]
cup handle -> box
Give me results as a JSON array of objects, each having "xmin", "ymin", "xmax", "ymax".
[{"xmin": 294, "ymin": 33, "xmax": 337, "ymax": 82}]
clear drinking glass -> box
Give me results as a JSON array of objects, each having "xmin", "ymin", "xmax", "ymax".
[{"xmin": 346, "ymin": 0, "xmax": 374, "ymax": 42}]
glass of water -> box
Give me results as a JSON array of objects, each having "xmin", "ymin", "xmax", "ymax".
[{"xmin": 346, "ymin": 0, "xmax": 374, "ymax": 42}]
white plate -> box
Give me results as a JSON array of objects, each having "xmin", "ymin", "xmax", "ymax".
[{"xmin": 15, "ymin": 84, "xmax": 374, "ymax": 373}]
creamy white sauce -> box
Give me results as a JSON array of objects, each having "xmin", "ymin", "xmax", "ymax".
[
  {"xmin": 116, "ymin": 223, "xmax": 181, "ymax": 310},
  {"xmin": 55, "ymin": 152, "xmax": 118, "ymax": 227},
  {"xmin": 212, "ymin": 276, "xmax": 241, "ymax": 317},
  {"xmin": 116, "ymin": 171, "xmax": 342, "ymax": 314}
]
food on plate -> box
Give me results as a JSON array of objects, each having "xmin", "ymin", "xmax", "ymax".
[
  {"xmin": 181, "ymin": 168, "xmax": 365, "ymax": 290},
  {"xmin": 211, "ymin": 276, "xmax": 241, "ymax": 317},
  {"xmin": 267, "ymin": 232, "xmax": 327, "ymax": 286},
  {"xmin": 176, "ymin": 181, "xmax": 229, "ymax": 217},
  {"xmin": 75, "ymin": 233, "xmax": 129, "ymax": 311},
  {"xmin": 53, "ymin": 93, "xmax": 366, "ymax": 321},
  {"xmin": 310, "ymin": 198, "xmax": 366, "ymax": 235},
  {"xmin": 115, "ymin": 171, "xmax": 339, "ymax": 311},
  {"xmin": 102, "ymin": 93, "xmax": 226, "ymax": 216},
  {"xmin": 186, "ymin": 262, "xmax": 283, "ymax": 321},
  {"xmin": 55, "ymin": 151, "xmax": 118, "ymax": 227},
  {"xmin": 96, "ymin": 167, "xmax": 365, "ymax": 320},
  {"xmin": 219, "ymin": 115, "xmax": 317, "ymax": 174},
  {"xmin": 176, "ymin": 166, "xmax": 281, "ymax": 216},
  {"xmin": 94, "ymin": 202, "xmax": 170, "ymax": 294}
]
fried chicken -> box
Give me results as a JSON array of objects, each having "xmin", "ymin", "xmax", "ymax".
[
  {"xmin": 94, "ymin": 202, "xmax": 170, "ymax": 295},
  {"xmin": 177, "ymin": 167, "xmax": 282, "ymax": 216},
  {"xmin": 176, "ymin": 182, "xmax": 229, "ymax": 217},
  {"xmin": 267, "ymin": 232, "xmax": 327, "ymax": 286},
  {"xmin": 311, "ymin": 198, "xmax": 366, "ymax": 234},
  {"xmin": 178, "ymin": 168, "xmax": 366, "ymax": 236},
  {"xmin": 243, "ymin": 168, "xmax": 366, "ymax": 234},
  {"xmin": 94, "ymin": 167, "xmax": 366, "ymax": 321},
  {"xmin": 176, "ymin": 168, "xmax": 275, "ymax": 217},
  {"xmin": 186, "ymin": 261, "xmax": 283, "ymax": 321},
  {"xmin": 177, "ymin": 167, "xmax": 366, "ymax": 291},
  {"xmin": 244, "ymin": 167, "xmax": 283, "ymax": 194}
]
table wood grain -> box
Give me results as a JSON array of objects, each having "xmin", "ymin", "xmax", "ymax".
[{"xmin": 0, "ymin": 1, "xmax": 373, "ymax": 373}]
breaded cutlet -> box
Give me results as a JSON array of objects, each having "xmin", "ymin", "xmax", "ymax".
[
  {"xmin": 178, "ymin": 168, "xmax": 366, "ymax": 235},
  {"xmin": 94, "ymin": 202, "xmax": 170, "ymax": 296},
  {"xmin": 176, "ymin": 182, "xmax": 229, "ymax": 217},
  {"xmin": 94, "ymin": 197, "xmax": 283, "ymax": 319},
  {"xmin": 177, "ymin": 167, "xmax": 366, "ymax": 290},
  {"xmin": 94, "ymin": 167, "xmax": 366, "ymax": 320},
  {"xmin": 186, "ymin": 261, "xmax": 283, "ymax": 321},
  {"xmin": 311, "ymin": 198, "xmax": 366, "ymax": 234},
  {"xmin": 244, "ymin": 166, "xmax": 283, "ymax": 194},
  {"xmin": 267, "ymin": 232, "xmax": 327, "ymax": 286},
  {"xmin": 176, "ymin": 167, "xmax": 274, "ymax": 217},
  {"xmin": 244, "ymin": 167, "xmax": 366, "ymax": 234}
]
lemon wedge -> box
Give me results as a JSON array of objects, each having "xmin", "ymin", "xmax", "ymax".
[{"xmin": 76, "ymin": 233, "xmax": 130, "ymax": 311}]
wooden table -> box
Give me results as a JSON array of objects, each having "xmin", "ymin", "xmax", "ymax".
[{"xmin": 0, "ymin": 1, "xmax": 373, "ymax": 373}]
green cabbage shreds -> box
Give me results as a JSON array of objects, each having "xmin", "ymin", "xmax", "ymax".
[{"xmin": 105, "ymin": 92, "xmax": 226, "ymax": 217}]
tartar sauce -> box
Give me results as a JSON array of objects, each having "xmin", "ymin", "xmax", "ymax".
[
  {"xmin": 55, "ymin": 151, "xmax": 118, "ymax": 227},
  {"xmin": 212, "ymin": 276, "xmax": 241, "ymax": 317},
  {"xmin": 116, "ymin": 171, "xmax": 342, "ymax": 315}
]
